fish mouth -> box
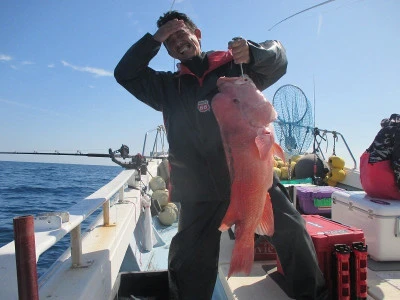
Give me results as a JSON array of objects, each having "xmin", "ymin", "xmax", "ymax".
[
  {"xmin": 217, "ymin": 75, "xmax": 252, "ymax": 90},
  {"xmin": 234, "ymin": 75, "xmax": 251, "ymax": 84}
]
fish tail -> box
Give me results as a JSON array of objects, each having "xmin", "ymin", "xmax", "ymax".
[{"xmin": 227, "ymin": 235, "xmax": 254, "ymax": 278}]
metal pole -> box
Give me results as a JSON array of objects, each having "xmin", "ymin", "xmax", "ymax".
[{"xmin": 13, "ymin": 215, "xmax": 39, "ymax": 300}]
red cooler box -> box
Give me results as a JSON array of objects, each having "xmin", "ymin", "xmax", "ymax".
[
  {"xmin": 332, "ymin": 190, "xmax": 400, "ymax": 261},
  {"xmin": 296, "ymin": 186, "xmax": 342, "ymax": 215},
  {"xmin": 254, "ymin": 236, "xmax": 276, "ymax": 261},
  {"xmin": 277, "ymin": 215, "xmax": 366, "ymax": 298}
]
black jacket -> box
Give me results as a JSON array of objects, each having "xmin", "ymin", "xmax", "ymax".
[{"xmin": 114, "ymin": 33, "xmax": 288, "ymax": 203}]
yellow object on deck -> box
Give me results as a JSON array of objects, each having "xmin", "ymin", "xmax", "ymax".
[
  {"xmin": 330, "ymin": 168, "xmax": 346, "ymax": 182},
  {"xmin": 325, "ymin": 155, "xmax": 346, "ymax": 186},
  {"xmin": 329, "ymin": 155, "xmax": 345, "ymax": 169}
]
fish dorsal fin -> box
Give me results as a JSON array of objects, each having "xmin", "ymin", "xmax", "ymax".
[
  {"xmin": 255, "ymin": 193, "xmax": 274, "ymax": 236},
  {"xmin": 255, "ymin": 127, "xmax": 274, "ymax": 160}
]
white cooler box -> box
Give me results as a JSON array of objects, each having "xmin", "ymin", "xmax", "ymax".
[{"xmin": 332, "ymin": 190, "xmax": 400, "ymax": 261}]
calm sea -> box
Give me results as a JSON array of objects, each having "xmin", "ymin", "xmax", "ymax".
[{"xmin": 0, "ymin": 160, "xmax": 122, "ymax": 276}]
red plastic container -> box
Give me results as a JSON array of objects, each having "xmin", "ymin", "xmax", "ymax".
[
  {"xmin": 277, "ymin": 215, "xmax": 366, "ymax": 298},
  {"xmin": 296, "ymin": 186, "xmax": 342, "ymax": 215},
  {"xmin": 254, "ymin": 236, "xmax": 276, "ymax": 261}
]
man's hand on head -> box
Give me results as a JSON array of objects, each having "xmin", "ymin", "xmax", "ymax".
[{"xmin": 153, "ymin": 19, "xmax": 185, "ymax": 43}]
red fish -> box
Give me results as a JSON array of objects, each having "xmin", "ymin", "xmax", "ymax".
[{"xmin": 212, "ymin": 76, "xmax": 285, "ymax": 278}]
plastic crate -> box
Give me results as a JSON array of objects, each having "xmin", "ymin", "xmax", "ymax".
[
  {"xmin": 254, "ymin": 235, "xmax": 276, "ymax": 261},
  {"xmin": 277, "ymin": 215, "xmax": 366, "ymax": 299},
  {"xmin": 296, "ymin": 186, "xmax": 341, "ymax": 215}
]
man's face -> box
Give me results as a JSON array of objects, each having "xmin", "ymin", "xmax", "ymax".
[{"xmin": 164, "ymin": 25, "xmax": 202, "ymax": 62}]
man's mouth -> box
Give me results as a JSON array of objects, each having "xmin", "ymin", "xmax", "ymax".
[{"xmin": 177, "ymin": 44, "xmax": 190, "ymax": 55}]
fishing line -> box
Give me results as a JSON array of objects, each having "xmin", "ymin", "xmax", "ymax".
[
  {"xmin": 268, "ymin": 0, "xmax": 366, "ymax": 31},
  {"xmin": 169, "ymin": 0, "xmax": 176, "ymax": 12},
  {"xmin": 312, "ymin": 76, "xmax": 318, "ymax": 183},
  {"xmin": 324, "ymin": 0, "xmax": 366, "ymax": 14},
  {"xmin": 169, "ymin": 0, "xmax": 177, "ymax": 72},
  {"xmin": 268, "ymin": 0, "xmax": 336, "ymax": 31},
  {"xmin": 313, "ymin": 76, "xmax": 316, "ymax": 141}
]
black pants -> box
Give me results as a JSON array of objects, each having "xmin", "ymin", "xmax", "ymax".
[
  {"xmin": 267, "ymin": 178, "xmax": 328, "ymax": 300},
  {"xmin": 168, "ymin": 175, "xmax": 328, "ymax": 300}
]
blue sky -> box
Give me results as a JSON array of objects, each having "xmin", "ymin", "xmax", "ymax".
[{"xmin": 0, "ymin": 0, "xmax": 399, "ymax": 168}]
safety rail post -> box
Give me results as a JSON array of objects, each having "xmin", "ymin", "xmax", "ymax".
[
  {"xmin": 103, "ymin": 199, "xmax": 110, "ymax": 226},
  {"xmin": 13, "ymin": 215, "xmax": 39, "ymax": 300},
  {"xmin": 119, "ymin": 186, "xmax": 124, "ymax": 202},
  {"xmin": 71, "ymin": 224, "xmax": 83, "ymax": 267},
  {"xmin": 103, "ymin": 185, "xmax": 125, "ymax": 226}
]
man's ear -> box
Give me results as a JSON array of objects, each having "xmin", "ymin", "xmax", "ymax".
[{"xmin": 195, "ymin": 28, "xmax": 201, "ymax": 40}]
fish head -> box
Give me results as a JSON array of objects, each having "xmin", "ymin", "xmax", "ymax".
[
  {"xmin": 212, "ymin": 76, "xmax": 277, "ymax": 129},
  {"xmin": 211, "ymin": 77, "xmax": 246, "ymax": 129}
]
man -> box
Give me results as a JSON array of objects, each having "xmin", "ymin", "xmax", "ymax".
[{"xmin": 115, "ymin": 10, "xmax": 327, "ymax": 300}]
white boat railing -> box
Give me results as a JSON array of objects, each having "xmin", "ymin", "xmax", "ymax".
[
  {"xmin": 52, "ymin": 168, "xmax": 138, "ymax": 267},
  {"xmin": 0, "ymin": 168, "xmax": 139, "ymax": 298}
]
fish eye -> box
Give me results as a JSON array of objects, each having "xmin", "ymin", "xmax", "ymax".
[{"xmin": 233, "ymin": 98, "xmax": 240, "ymax": 104}]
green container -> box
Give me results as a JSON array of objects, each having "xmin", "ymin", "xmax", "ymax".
[
  {"xmin": 281, "ymin": 177, "xmax": 313, "ymax": 185},
  {"xmin": 314, "ymin": 197, "xmax": 332, "ymax": 208}
]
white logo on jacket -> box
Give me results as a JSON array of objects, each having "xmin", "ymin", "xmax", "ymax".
[{"xmin": 197, "ymin": 100, "xmax": 210, "ymax": 112}]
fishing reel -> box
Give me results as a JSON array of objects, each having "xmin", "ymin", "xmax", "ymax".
[
  {"xmin": 115, "ymin": 144, "xmax": 130, "ymax": 159},
  {"xmin": 108, "ymin": 145, "xmax": 148, "ymax": 173}
]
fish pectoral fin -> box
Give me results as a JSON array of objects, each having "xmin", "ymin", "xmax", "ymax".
[
  {"xmin": 273, "ymin": 142, "xmax": 286, "ymax": 163},
  {"xmin": 255, "ymin": 193, "xmax": 274, "ymax": 236},
  {"xmin": 255, "ymin": 129, "xmax": 274, "ymax": 160}
]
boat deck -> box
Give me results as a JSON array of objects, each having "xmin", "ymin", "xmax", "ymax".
[
  {"xmin": 366, "ymin": 260, "xmax": 400, "ymax": 299},
  {"xmin": 218, "ymin": 231, "xmax": 292, "ymax": 299},
  {"xmin": 217, "ymin": 222, "xmax": 400, "ymax": 300}
]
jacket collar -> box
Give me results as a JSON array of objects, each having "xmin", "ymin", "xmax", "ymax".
[{"xmin": 176, "ymin": 50, "xmax": 233, "ymax": 85}]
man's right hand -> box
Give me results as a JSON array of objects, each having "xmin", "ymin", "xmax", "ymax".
[{"xmin": 153, "ymin": 19, "xmax": 185, "ymax": 43}]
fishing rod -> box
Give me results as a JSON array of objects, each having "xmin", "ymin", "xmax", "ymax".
[
  {"xmin": 0, "ymin": 150, "xmax": 112, "ymax": 158},
  {"xmin": 312, "ymin": 76, "xmax": 321, "ymax": 184},
  {"xmin": 0, "ymin": 145, "xmax": 168, "ymax": 170},
  {"xmin": 0, "ymin": 144, "xmax": 131, "ymax": 159},
  {"xmin": 268, "ymin": 0, "xmax": 336, "ymax": 31}
]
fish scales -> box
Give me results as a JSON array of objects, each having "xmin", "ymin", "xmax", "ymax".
[{"xmin": 211, "ymin": 75, "xmax": 284, "ymax": 278}]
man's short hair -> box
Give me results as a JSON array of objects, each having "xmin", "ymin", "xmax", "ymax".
[{"xmin": 157, "ymin": 11, "xmax": 197, "ymax": 32}]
